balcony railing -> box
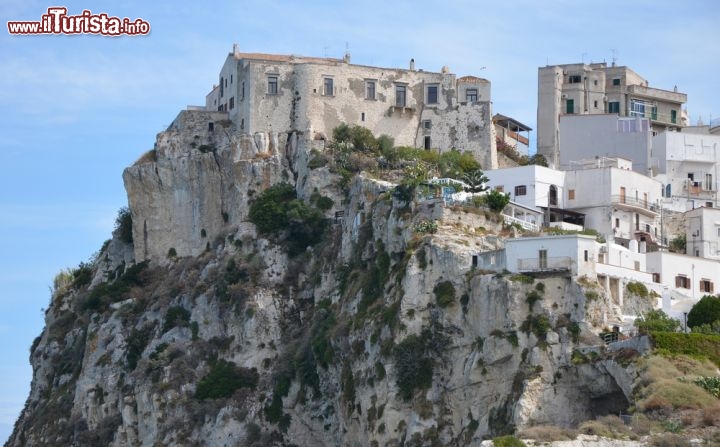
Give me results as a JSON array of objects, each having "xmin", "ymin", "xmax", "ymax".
[
  {"xmin": 610, "ymin": 195, "xmax": 658, "ymax": 214},
  {"xmin": 502, "ymin": 214, "xmax": 539, "ymax": 232},
  {"xmin": 517, "ymin": 256, "xmax": 572, "ymax": 272}
]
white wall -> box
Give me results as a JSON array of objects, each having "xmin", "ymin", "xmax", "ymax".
[
  {"xmin": 646, "ymin": 251, "xmax": 720, "ymax": 301},
  {"xmin": 485, "ymin": 165, "xmax": 566, "ymax": 210},
  {"xmin": 505, "ymin": 234, "xmax": 598, "ymax": 277},
  {"xmin": 559, "ymin": 115, "xmax": 652, "ymax": 175}
]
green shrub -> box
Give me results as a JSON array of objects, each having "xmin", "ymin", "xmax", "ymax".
[
  {"xmin": 509, "ymin": 274, "xmax": 533, "ymax": 284},
  {"xmin": 126, "ymin": 324, "xmax": 154, "ymax": 370},
  {"xmin": 693, "ymin": 376, "xmax": 720, "ymax": 398},
  {"xmin": 71, "ymin": 262, "xmax": 93, "ymax": 289},
  {"xmin": 195, "ymin": 360, "xmax": 259, "ymax": 399},
  {"xmin": 248, "ymin": 183, "xmax": 328, "ymax": 256},
  {"xmin": 492, "ymin": 435, "xmax": 526, "ymax": 447},
  {"xmin": 486, "ymin": 189, "xmax": 510, "ymax": 212},
  {"xmin": 626, "ymin": 281, "xmax": 649, "ymax": 297},
  {"xmin": 525, "ymin": 290, "xmax": 542, "ymax": 310},
  {"xmin": 163, "ymin": 306, "xmax": 190, "ymax": 333},
  {"xmin": 651, "ymin": 332, "xmax": 720, "ymax": 366},
  {"xmin": 115, "ymin": 206, "xmax": 133, "ymax": 244},
  {"xmin": 636, "ymin": 310, "xmax": 680, "ymax": 334},
  {"xmin": 394, "ymin": 334, "xmax": 434, "ymax": 401},
  {"xmin": 520, "ymin": 314, "xmax": 551, "ymax": 339},
  {"xmin": 687, "ymin": 295, "xmax": 720, "ymax": 329},
  {"xmin": 434, "ymin": 280, "xmax": 456, "ymax": 308}
]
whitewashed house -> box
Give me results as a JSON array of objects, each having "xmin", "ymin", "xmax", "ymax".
[
  {"xmin": 564, "ymin": 157, "xmax": 662, "ymax": 249},
  {"xmin": 685, "ymin": 206, "xmax": 720, "ymax": 259}
]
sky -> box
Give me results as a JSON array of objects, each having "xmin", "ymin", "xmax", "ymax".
[{"xmin": 1, "ymin": 0, "xmax": 719, "ymax": 441}]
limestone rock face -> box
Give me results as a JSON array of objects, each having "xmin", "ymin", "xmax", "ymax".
[{"xmin": 9, "ymin": 114, "xmax": 635, "ymax": 447}]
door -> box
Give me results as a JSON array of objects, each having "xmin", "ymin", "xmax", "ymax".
[{"xmin": 539, "ymin": 249, "xmax": 548, "ymax": 270}]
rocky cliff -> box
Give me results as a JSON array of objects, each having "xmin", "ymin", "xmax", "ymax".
[{"xmin": 7, "ymin": 116, "xmax": 635, "ymax": 446}]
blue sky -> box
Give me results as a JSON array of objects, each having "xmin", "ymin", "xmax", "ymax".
[{"xmin": 1, "ymin": 0, "xmax": 718, "ymax": 441}]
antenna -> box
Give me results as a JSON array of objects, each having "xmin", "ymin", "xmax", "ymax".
[
  {"xmin": 323, "ymin": 46, "xmax": 328, "ymax": 57},
  {"xmin": 581, "ymin": 52, "xmax": 587, "ymax": 64},
  {"xmin": 610, "ymin": 48, "xmax": 617, "ymax": 66}
]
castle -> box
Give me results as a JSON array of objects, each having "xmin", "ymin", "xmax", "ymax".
[{"xmin": 203, "ymin": 44, "xmax": 497, "ymax": 169}]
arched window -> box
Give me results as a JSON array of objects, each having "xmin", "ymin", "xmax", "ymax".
[{"xmin": 549, "ymin": 185, "xmax": 558, "ymax": 206}]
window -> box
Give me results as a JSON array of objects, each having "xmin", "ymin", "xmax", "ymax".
[
  {"xmin": 651, "ymin": 105, "xmax": 657, "ymax": 120},
  {"xmin": 514, "ymin": 185, "xmax": 527, "ymax": 196},
  {"xmin": 568, "ymin": 189, "xmax": 575, "ymax": 200},
  {"xmin": 424, "ymin": 136, "xmax": 431, "ymax": 150},
  {"xmin": 620, "ymin": 186, "xmax": 626, "ymax": 203},
  {"xmin": 706, "ymin": 174, "xmax": 713, "ymax": 191},
  {"xmin": 701, "ymin": 279, "xmax": 714, "ymax": 293},
  {"xmin": 220, "ymin": 77, "xmax": 224, "ymax": 97},
  {"xmin": 267, "ymin": 76, "xmax": 278, "ymax": 94},
  {"xmin": 568, "ymin": 75, "xmax": 581, "ymax": 83},
  {"xmin": 707, "ymin": 202, "xmax": 713, "ymax": 208},
  {"xmin": 539, "ymin": 250, "xmax": 548, "ymax": 269},
  {"xmin": 594, "ymin": 100, "xmax": 598, "ymax": 108},
  {"xmin": 426, "ymin": 84, "xmax": 438, "ymax": 104},
  {"xmin": 608, "ymin": 101, "xmax": 620, "ymax": 113},
  {"xmin": 634, "ymin": 261, "xmax": 640, "ymax": 271},
  {"xmin": 240, "ymin": 118, "xmax": 244, "ymax": 130},
  {"xmin": 323, "ymin": 77, "xmax": 334, "ymax": 96},
  {"xmin": 671, "ymin": 109, "xmax": 677, "ymax": 124},
  {"xmin": 472, "ymin": 255, "xmax": 478, "ymax": 267},
  {"xmin": 612, "ymin": 78, "xmax": 621, "ymax": 86},
  {"xmin": 652, "ymin": 273, "xmax": 660, "ymax": 283},
  {"xmin": 422, "ymin": 120, "xmax": 432, "ymax": 130},
  {"xmin": 208, "ymin": 122, "xmax": 214, "ymax": 132},
  {"xmin": 584, "ymin": 250, "xmax": 588, "ymax": 262},
  {"xmin": 229, "ymin": 97, "xmax": 234, "ymax": 110},
  {"xmin": 466, "ymin": 88, "xmax": 478, "ymax": 103},
  {"xmin": 230, "ymin": 74, "xmax": 233, "ymax": 83},
  {"xmin": 365, "ymin": 80, "xmax": 376, "ymax": 100},
  {"xmin": 495, "ymin": 186, "xmax": 504, "ymax": 193},
  {"xmin": 675, "ymin": 275, "xmax": 690, "ymax": 289},
  {"xmin": 361, "ymin": 112, "xmax": 365, "ymax": 122},
  {"xmin": 566, "ymin": 99, "xmax": 574, "ymax": 114},
  {"xmin": 630, "ymin": 99, "xmax": 646, "ymax": 117},
  {"xmin": 548, "ymin": 185, "xmax": 558, "ymax": 206},
  {"xmin": 241, "ymin": 81, "xmax": 245, "ymax": 100},
  {"xmin": 594, "ymin": 79, "xmax": 598, "ymax": 86},
  {"xmin": 395, "ymin": 85, "xmax": 406, "ymax": 107},
  {"xmin": 615, "ymin": 218, "xmax": 620, "ymax": 228}
]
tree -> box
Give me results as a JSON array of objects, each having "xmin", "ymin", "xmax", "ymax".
[
  {"xmin": 635, "ymin": 309, "xmax": 680, "ymax": 334},
  {"xmin": 485, "ymin": 189, "xmax": 510, "ymax": 213},
  {"xmin": 115, "ymin": 206, "xmax": 133, "ymax": 244},
  {"xmin": 669, "ymin": 233, "xmax": 686, "ymax": 254},
  {"xmin": 687, "ymin": 295, "xmax": 720, "ymax": 329},
  {"xmin": 463, "ymin": 169, "xmax": 489, "ymax": 193}
]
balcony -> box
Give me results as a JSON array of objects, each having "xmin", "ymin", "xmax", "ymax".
[
  {"xmin": 627, "ymin": 85, "xmax": 686, "ymax": 104},
  {"xmin": 610, "ymin": 195, "xmax": 659, "ymax": 216},
  {"xmin": 502, "ymin": 214, "xmax": 539, "ymax": 232},
  {"xmin": 517, "ymin": 256, "xmax": 572, "ymax": 272}
]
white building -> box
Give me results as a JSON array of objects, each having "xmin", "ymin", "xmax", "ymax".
[
  {"xmin": 558, "ymin": 114, "xmax": 653, "ymax": 176},
  {"xmin": 653, "ymin": 131, "xmax": 720, "ymax": 211},
  {"xmin": 685, "ymin": 207, "xmax": 720, "ymax": 259},
  {"xmin": 564, "ymin": 158, "xmax": 662, "ymax": 247},
  {"xmin": 538, "ymin": 62, "xmax": 686, "ymax": 168}
]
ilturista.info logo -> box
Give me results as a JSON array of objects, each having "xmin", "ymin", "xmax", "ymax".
[{"xmin": 7, "ymin": 7, "xmax": 150, "ymax": 36}]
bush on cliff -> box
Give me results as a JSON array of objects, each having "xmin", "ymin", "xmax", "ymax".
[{"xmin": 248, "ymin": 183, "xmax": 328, "ymax": 256}]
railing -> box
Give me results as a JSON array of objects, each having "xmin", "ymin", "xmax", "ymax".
[
  {"xmin": 517, "ymin": 256, "xmax": 572, "ymax": 272},
  {"xmin": 502, "ymin": 214, "xmax": 539, "ymax": 232},
  {"xmin": 610, "ymin": 195, "xmax": 658, "ymax": 213}
]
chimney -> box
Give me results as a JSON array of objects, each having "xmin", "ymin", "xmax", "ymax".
[
  {"xmin": 232, "ymin": 43, "xmax": 240, "ymax": 56},
  {"xmin": 409, "ymin": 58, "xmax": 415, "ymax": 71},
  {"xmin": 343, "ymin": 52, "xmax": 351, "ymax": 63}
]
